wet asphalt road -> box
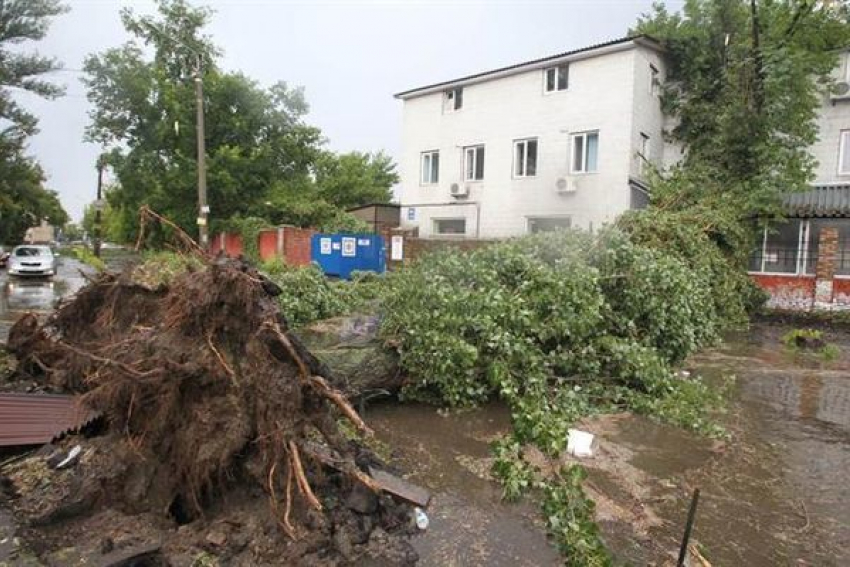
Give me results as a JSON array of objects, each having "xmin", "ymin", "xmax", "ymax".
[{"xmin": 0, "ymin": 253, "xmax": 94, "ymax": 343}]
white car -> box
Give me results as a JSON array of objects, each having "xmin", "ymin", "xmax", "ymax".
[{"xmin": 7, "ymin": 245, "xmax": 59, "ymax": 278}]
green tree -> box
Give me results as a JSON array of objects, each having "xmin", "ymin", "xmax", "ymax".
[
  {"xmin": 314, "ymin": 151, "xmax": 398, "ymax": 210},
  {"xmin": 0, "ymin": 0, "xmax": 69, "ymax": 243},
  {"xmin": 633, "ymin": 0, "xmax": 850, "ymax": 217},
  {"xmin": 83, "ymin": 0, "xmax": 324, "ymax": 243},
  {"xmin": 0, "ymin": 0, "xmax": 67, "ymax": 136}
]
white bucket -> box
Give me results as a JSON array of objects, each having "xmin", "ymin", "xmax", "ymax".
[{"xmin": 567, "ymin": 429, "xmax": 595, "ymax": 458}]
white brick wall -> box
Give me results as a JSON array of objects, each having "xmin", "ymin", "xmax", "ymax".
[
  {"xmin": 812, "ymin": 50, "xmax": 850, "ymax": 185},
  {"xmin": 397, "ymin": 41, "xmax": 667, "ymax": 238}
]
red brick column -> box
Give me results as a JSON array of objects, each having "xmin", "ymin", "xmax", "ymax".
[{"xmin": 815, "ymin": 227, "xmax": 838, "ymax": 306}]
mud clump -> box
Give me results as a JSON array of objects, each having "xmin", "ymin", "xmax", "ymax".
[{"xmin": 2, "ymin": 255, "xmax": 417, "ymax": 566}]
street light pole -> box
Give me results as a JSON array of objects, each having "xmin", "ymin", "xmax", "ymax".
[{"xmin": 194, "ymin": 53, "xmax": 209, "ymax": 248}]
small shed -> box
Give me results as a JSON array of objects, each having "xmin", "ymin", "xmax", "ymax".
[{"xmin": 346, "ymin": 203, "xmax": 401, "ymax": 232}]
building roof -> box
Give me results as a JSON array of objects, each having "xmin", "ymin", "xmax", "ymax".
[
  {"xmin": 346, "ymin": 203, "xmax": 401, "ymax": 213},
  {"xmin": 394, "ymin": 35, "xmax": 662, "ymax": 100},
  {"xmin": 785, "ymin": 185, "xmax": 850, "ymax": 218},
  {"xmin": 0, "ymin": 393, "xmax": 99, "ymax": 447}
]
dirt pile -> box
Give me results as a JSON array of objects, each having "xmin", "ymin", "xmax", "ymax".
[{"xmin": 2, "ymin": 254, "xmax": 417, "ymax": 565}]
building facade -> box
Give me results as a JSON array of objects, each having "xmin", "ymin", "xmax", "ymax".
[
  {"xmin": 747, "ymin": 49, "xmax": 850, "ymax": 310},
  {"xmin": 395, "ymin": 36, "xmax": 666, "ymax": 239}
]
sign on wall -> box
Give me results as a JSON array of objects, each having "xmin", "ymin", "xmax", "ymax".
[
  {"xmin": 341, "ymin": 237, "xmax": 357, "ymax": 257},
  {"xmin": 320, "ymin": 238, "xmax": 332, "ymax": 255},
  {"xmin": 391, "ymin": 235, "xmax": 404, "ymax": 261}
]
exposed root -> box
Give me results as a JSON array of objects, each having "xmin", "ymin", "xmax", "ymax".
[
  {"xmin": 309, "ymin": 375, "xmax": 373, "ymax": 437},
  {"xmin": 289, "ymin": 440, "xmax": 322, "ymax": 511}
]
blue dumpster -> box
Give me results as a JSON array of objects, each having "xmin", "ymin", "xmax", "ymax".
[{"xmin": 311, "ymin": 233, "xmax": 386, "ymax": 279}]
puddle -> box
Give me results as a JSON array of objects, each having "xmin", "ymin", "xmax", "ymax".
[
  {"xmin": 0, "ymin": 250, "xmax": 136, "ymax": 343},
  {"xmin": 366, "ymin": 403, "xmax": 561, "ymax": 566},
  {"xmin": 367, "ymin": 325, "xmax": 850, "ymax": 566},
  {"xmin": 0, "ymin": 259, "xmax": 91, "ymax": 343}
]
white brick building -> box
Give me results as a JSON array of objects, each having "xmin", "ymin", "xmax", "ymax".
[
  {"xmin": 395, "ymin": 39, "xmax": 850, "ymax": 241},
  {"xmin": 394, "ymin": 36, "xmax": 666, "ymax": 238}
]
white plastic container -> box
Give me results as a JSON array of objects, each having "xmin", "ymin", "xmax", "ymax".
[{"xmin": 566, "ymin": 429, "xmax": 595, "ymax": 458}]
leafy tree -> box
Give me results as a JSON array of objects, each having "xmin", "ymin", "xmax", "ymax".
[
  {"xmin": 84, "ymin": 0, "xmax": 396, "ymax": 245},
  {"xmin": 0, "ymin": 0, "xmax": 69, "ymax": 243},
  {"xmin": 84, "ymin": 0, "xmax": 324, "ymax": 243},
  {"xmin": 314, "ymin": 151, "xmax": 398, "ymax": 210},
  {"xmin": 0, "ymin": 0, "xmax": 67, "ymax": 136},
  {"xmin": 633, "ymin": 0, "xmax": 850, "ymax": 217}
]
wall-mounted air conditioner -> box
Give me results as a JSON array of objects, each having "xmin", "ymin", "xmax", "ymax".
[
  {"xmin": 831, "ymin": 81, "xmax": 850, "ymax": 101},
  {"xmin": 556, "ymin": 177, "xmax": 577, "ymax": 194},
  {"xmin": 450, "ymin": 182, "xmax": 469, "ymax": 198}
]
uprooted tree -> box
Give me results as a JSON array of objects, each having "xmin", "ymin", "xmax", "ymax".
[{"xmin": 4, "ymin": 210, "xmax": 416, "ymax": 564}]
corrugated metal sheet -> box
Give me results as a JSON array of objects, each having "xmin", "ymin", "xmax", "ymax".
[
  {"xmin": 785, "ymin": 185, "xmax": 850, "ymax": 218},
  {"xmin": 0, "ymin": 393, "xmax": 98, "ymax": 447}
]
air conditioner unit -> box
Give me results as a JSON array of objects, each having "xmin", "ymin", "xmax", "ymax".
[
  {"xmin": 556, "ymin": 177, "xmax": 577, "ymax": 194},
  {"xmin": 450, "ymin": 182, "xmax": 469, "ymax": 198},
  {"xmin": 831, "ymin": 81, "xmax": 850, "ymax": 101}
]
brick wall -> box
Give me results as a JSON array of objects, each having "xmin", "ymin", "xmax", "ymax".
[
  {"xmin": 283, "ymin": 227, "xmax": 315, "ymax": 267},
  {"xmin": 751, "ymin": 225, "xmax": 850, "ymax": 311},
  {"xmin": 211, "ymin": 227, "xmax": 315, "ymax": 266},
  {"xmin": 387, "ymin": 236, "xmax": 494, "ymax": 269},
  {"xmin": 209, "ymin": 233, "xmax": 244, "ymax": 257}
]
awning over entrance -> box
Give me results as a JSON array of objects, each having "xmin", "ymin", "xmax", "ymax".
[{"xmin": 785, "ymin": 185, "xmax": 850, "ymax": 218}]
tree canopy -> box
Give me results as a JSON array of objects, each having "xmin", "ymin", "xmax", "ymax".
[
  {"xmin": 84, "ymin": 0, "xmax": 397, "ymax": 243},
  {"xmin": 633, "ymin": 0, "xmax": 850, "ymax": 219},
  {"xmin": 0, "ymin": 0, "xmax": 69, "ymax": 244}
]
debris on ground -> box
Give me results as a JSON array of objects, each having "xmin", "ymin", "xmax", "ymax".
[{"xmin": 0, "ymin": 241, "xmax": 419, "ymax": 565}]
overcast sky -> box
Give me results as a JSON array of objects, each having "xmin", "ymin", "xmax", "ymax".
[{"xmin": 19, "ymin": 0, "xmax": 679, "ymax": 221}]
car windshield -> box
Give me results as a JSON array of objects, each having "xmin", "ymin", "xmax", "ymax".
[{"xmin": 14, "ymin": 247, "xmax": 50, "ymax": 257}]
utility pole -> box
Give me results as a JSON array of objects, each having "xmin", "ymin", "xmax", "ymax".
[
  {"xmin": 195, "ymin": 53, "xmax": 209, "ymax": 248},
  {"xmin": 93, "ymin": 156, "xmax": 105, "ymax": 258}
]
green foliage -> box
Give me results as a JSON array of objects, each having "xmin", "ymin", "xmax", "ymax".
[
  {"xmin": 618, "ymin": 208, "xmax": 768, "ymax": 325},
  {"xmin": 0, "ymin": 0, "xmax": 68, "ymax": 137},
  {"xmin": 380, "ymin": 227, "xmax": 736, "ymax": 561},
  {"xmin": 213, "ymin": 216, "xmax": 268, "ymax": 263},
  {"xmin": 131, "ymin": 250, "xmax": 205, "ymax": 287},
  {"xmin": 782, "ymin": 328, "xmax": 840, "ymax": 361},
  {"xmin": 260, "ymin": 262, "xmax": 382, "ymax": 328},
  {"xmin": 83, "ymin": 0, "xmax": 396, "ymax": 245},
  {"xmin": 633, "ymin": 1, "xmax": 850, "ymax": 217},
  {"xmin": 0, "ymin": 0, "xmax": 69, "ymax": 245},
  {"xmin": 313, "ymin": 151, "xmax": 398, "ymax": 210},
  {"xmin": 0, "ymin": 149, "xmax": 68, "ymax": 244},
  {"xmin": 541, "ymin": 466, "xmax": 611, "ymax": 567},
  {"xmin": 593, "ymin": 232, "xmax": 719, "ymax": 363},
  {"xmin": 491, "ymin": 437, "xmax": 537, "ymax": 502},
  {"xmin": 68, "ymin": 246, "xmax": 107, "ymax": 272}
]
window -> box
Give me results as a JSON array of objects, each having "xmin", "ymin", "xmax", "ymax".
[
  {"xmin": 434, "ymin": 218, "xmax": 466, "ymax": 235},
  {"xmin": 421, "ymin": 151, "xmax": 439, "ymax": 184},
  {"xmin": 639, "ymin": 132, "xmax": 650, "ymax": 175},
  {"xmin": 839, "ymin": 131, "xmax": 850, "ymax": 175},
  {"xmin": 464, "ymin": 145, "xmax": 485, "ymax": 181},
  {"xmin": 444, "ymin": 87, "xmax": 463, "ymax": 112},
  {"xmin": 748, "ymin": 220, "xmax": 806, "ymax": 274},
  {"xmin": 544, "ymin": 63, "xmax": 569, "ymax": 92},
  {"xmin": 528, "ymin": 217, "xmax": 571, "ymax": 234},
  {"xmin": 649, "ymin": 63, "xmax": 660, "ymax": 95},
  {"xmin": 513, "ymin": 138, "xmax": 538, "ymax": 177},
  {"xmin": 571, "ymin": 131, "xmax": 599, "ymax": 173}
]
